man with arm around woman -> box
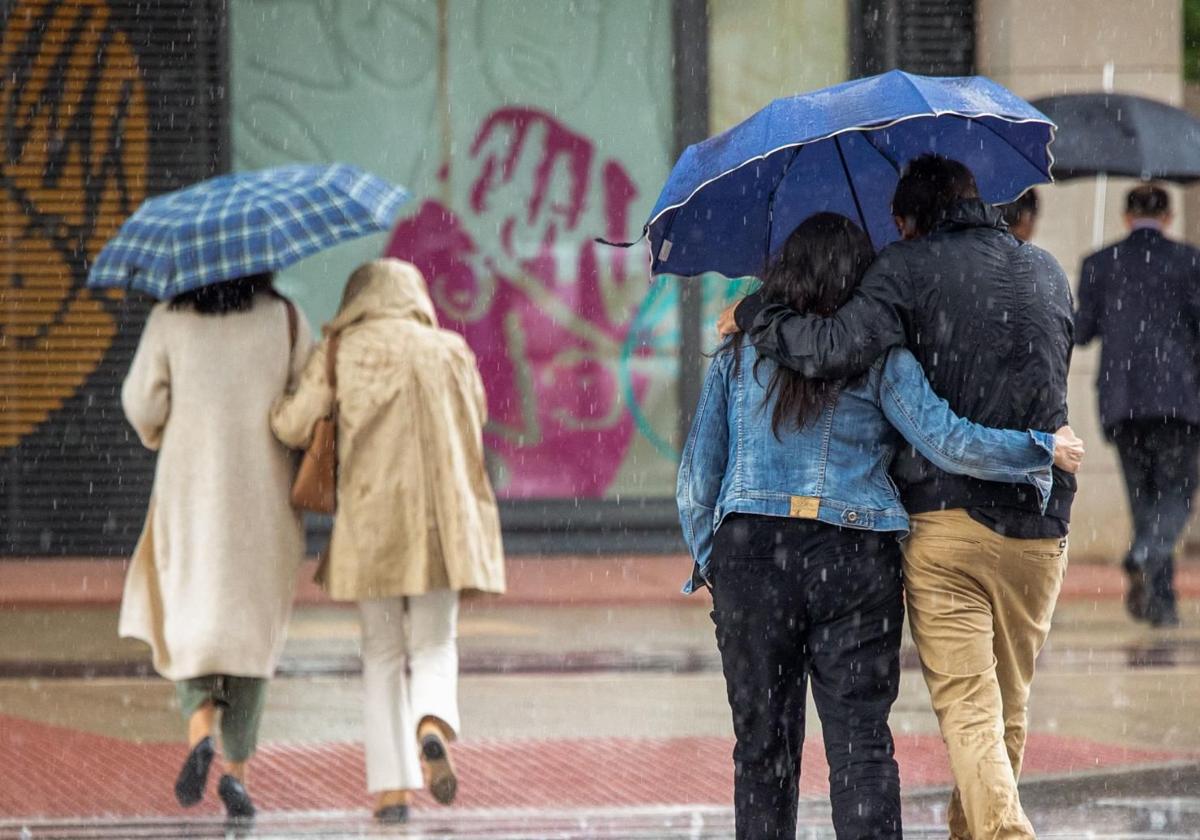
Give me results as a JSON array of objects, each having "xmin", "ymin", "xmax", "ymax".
[{"xmin": 699, "ymin": 155, "xmax": 1080, "ymax": 839}]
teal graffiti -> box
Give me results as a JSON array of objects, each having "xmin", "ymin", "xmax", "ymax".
[{"xmin": 619, "ymin": 274, "xmax": 760, "ymax": 461}]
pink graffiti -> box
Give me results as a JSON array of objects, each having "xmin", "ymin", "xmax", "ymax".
[{"xmin": 386, "ymin": 107, "xmax": 647, "ymax": 499}]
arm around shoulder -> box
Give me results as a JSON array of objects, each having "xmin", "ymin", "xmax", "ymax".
[
  {"xmin": 878, "ymin": 348, "xmax": 1056, "ymax": 511},
  {"xmin": 743, "ymin": 248, "xmax": 912, "ymax": 379}
]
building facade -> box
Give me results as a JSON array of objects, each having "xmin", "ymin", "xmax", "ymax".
[{"xmin": 0, "ymin": 0, "xmax": 1180, "ymax": 559}]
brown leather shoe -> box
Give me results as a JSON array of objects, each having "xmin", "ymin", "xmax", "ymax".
[{"xmin": 421, "ymin": 731, "xmax": 458, "ymax": 805}]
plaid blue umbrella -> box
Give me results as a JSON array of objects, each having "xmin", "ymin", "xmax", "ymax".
[{"xmin": 87, "ymin": 163, "xmax": 410, "ymax": 298}]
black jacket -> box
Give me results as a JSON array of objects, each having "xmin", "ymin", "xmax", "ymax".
[
  {"xmin": 1076, "ymin": 227, "xmax": 1200, "ymax": 434},
  {"xmin": 735, "ymin": 200, "xmax": 1076, "ymax": 530}
]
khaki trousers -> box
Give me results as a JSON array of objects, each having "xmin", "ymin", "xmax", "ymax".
[{"xmin": 902, "ymin": 510, "xmax": 1067, "ymax": 840}]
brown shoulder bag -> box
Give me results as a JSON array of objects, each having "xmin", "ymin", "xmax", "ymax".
[{"xmin": 283, "ymin": 300, "xmax": 340, "ymax": 514}]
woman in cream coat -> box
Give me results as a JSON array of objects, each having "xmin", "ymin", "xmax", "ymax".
[
  {"xmin": 271, "ymin": 258, "xmax": 505, "ymax": 824},
  {"xmin": 120, "ymin": 274, "xmax": 310, "ymax": 819}
]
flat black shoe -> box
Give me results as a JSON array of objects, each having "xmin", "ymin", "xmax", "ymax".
[
  {"xmin": 374, "ymin": 804, "xmax": 410, "ymax": 824},
  {"xmin": 218, "ymin": 774, "xmax": 256, "ymax": 820},
  {"xmin": 1149, "ymin": 607, "xmax": 1181, "ymax": 628},
  {"xmin": 422, "ymin": 731, "xmax": 458, "ymax": 805},
  {"xmin": 174, "ymin": 736, "xmax": 214, "ymax": 807}
]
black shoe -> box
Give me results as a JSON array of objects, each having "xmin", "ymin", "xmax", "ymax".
[
  {"xmin": 174, "ymin": 736, "xmax": 214, "ymax": 807},
  {"xmin": 218, "ymin": 774, "xmax": 256, "ymax": 820},
  {"xmin": 374, "ymin": 804, "xmax": 410, "ymax": 824},
  {"xmin": 1149, "ymin": 606, "xmax": 1181, "ymax": 628},
  {"xmin": 422, "ymin": 731, "xmax": 458, "ymax": 805},
  {"xmin": 1126, "ymin": 569, "xmax": 1149, "ymax": 621}
]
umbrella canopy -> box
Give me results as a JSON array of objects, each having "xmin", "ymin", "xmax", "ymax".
[
  {"xmin": 1031, "ymin": 93, "xmax": 1200, "ymax": 183},
  {"xmin": 87, "ymin": 163, "xmax": 410, "ymax": 299},
  {"xmin": 645, "ymin": 69, "xmax": 1054, "ymax": 278}
]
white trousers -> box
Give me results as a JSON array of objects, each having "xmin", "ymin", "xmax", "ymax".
[{"xmin": 359, "ymin": 590, "xmax": 460, "ymax": 792}]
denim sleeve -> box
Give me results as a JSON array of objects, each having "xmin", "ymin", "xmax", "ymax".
[
  {"xmin": 676, "ymin": 353, "xmax": 731, "ymax": 587},
  {"xmin": 879, "ymin": 348, "xmax": 1056, "ymax": 512}
]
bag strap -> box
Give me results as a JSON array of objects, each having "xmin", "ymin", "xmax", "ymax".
[
  {"xmin": 326, "ymin": 333, "xmax": 340, "ymax": 394},
  {"xmin": 282, "ymin": 297, "xmax": 298, "ymax": 354}
]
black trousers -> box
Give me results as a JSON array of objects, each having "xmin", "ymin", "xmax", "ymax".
[
  {"xmin": 1112, "ymin": 419, "xmax": 1200, "ymax": 619},
  {"xmin": 710, "ymin": 514, "xmax": 904, "ymax": 840}
]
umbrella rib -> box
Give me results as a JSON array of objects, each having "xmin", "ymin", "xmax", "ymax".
[
  {"xmin": 764, "ymin": 145, "xmax": 804, "ymax": 269},
  {"xmin": 833, "ymin": 136, "xmax": 868, "ymax": 235},
  {"xmin": 861, "ymin": 134, "xmax": 903, "ymax": 174}
]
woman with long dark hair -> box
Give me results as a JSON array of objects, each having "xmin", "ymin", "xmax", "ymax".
[
  {"xmin": 120, "ymin": 272, "xmax": 310, "ymax": 820},
  {"xmin": 677, "ymin": 213, "xmax": 1082, "ymax": 840}
]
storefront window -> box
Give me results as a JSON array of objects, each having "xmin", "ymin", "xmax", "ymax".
[{"xmin": 231, "ymin": 0, "xmax": 679, "ymax": 501}]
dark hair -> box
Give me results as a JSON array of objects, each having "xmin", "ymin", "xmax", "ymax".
[
  {"xmin": 1000, "ymin": 187, "xmax": 1039, "ymax": 227},
  {"xmin": 169, "ymin": 273, "xmax": 275, "ymax": 315},
  {"xmin": 732, "ymin": 213, "xmax": 875, "ymax": 438},
  {"xmin": 891, "ymin": 154, "xmax": 980, "ymax": 236},
  {"xmin": 1126, "ymin": 184, "xmax": 1170, "ymax": 218}
]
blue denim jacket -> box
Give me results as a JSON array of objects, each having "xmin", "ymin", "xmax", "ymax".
[{"xmin": 677, "ymin": 344, "xmax": 1056, "ymax": 593}]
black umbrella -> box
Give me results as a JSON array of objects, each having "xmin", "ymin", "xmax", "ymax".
[{"xmin": 1032, "ymin": 93, "xmax": 1200, "ymax": 183}]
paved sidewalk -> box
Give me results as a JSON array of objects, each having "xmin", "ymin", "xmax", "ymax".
[
  {"xmin": 4, "ymin": 555, "xmax": 1200, "ymax": 608},
  {"xmin": 2, "ymin": 559, "xmax": 1199, "ymax": 837},
  {"xmin": 0, "ymin": 711, "xmax": 1184, "ymax": 817}
]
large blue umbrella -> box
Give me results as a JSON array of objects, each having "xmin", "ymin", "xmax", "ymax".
[
  {"xmin": 87, "ymin": 163, "xmax": 409, "ymax": 299},
  {"xmin": 644, "ymin": 70, "xmax": 1054, "ymax": 278}
]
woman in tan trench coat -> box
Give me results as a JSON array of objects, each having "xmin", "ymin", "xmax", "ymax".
[
  {"xmin": 271, "ymin": 258, "xmax": 505, "ymax": 824},
  {"xmin": 120, "ymin": 274, "xmax": 310, "ymax": 820}
]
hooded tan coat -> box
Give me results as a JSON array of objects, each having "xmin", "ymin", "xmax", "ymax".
[
  {"xmin": 119, "ymin": 296, "xmax": 311, "ymax": 681},
  {"xmin": 271, "ymin": 259, "xmax": 505, "ymax": 601}
]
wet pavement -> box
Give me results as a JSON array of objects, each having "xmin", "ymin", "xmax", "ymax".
[
  {"xmin": 0, "ymin": 560, "xmax": 1198, "ymax": 838},
  {"xmin": 5, "ymin": 785, "xmax": 1200, "ymax": 838}
]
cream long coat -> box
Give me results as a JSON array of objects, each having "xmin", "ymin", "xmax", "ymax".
[
  {"xmin": 271, "ymin": 259, "xmax": 505, "ymax": 601},
  {"xmin": 119, "ymin": 296, "xmax": 311, "ymax": 681}
]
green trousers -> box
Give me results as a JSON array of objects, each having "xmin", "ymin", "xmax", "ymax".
[{"xmin": 176, "ymin": 675, "xmax": 268, "ymax": 763}]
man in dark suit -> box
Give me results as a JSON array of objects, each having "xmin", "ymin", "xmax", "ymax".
[{"xmin": 1077, "ymin": 184, "xmax": 1200, "ymax": 627}]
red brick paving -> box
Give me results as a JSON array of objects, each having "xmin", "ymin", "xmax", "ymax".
[
  {"xmin": 0, "ymin": 713, "xmax": 1186, "ymax": 819},
  {"xmin": 2, "ymin": 556, "xmax": 1198, "ymax": 609}
]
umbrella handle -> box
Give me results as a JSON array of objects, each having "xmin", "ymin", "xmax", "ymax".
[
  {"xmin": 595, "ymin": 236, "xmax": 641, "ymax": 248},
  {"xmin": 1091, "ymin": 173, "xmax": 1108, "ymax": 248}
]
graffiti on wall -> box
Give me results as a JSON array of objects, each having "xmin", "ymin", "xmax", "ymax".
[
  {"xmin": 387, "ymin": 107, "xmax": 654, "ymax": 498},
  {"xmin": 387, "ymin": 108, "xmax": 757, "ymax": 499},
  {"xmin": 0, "ymin": 0, "xmax": 148, "ymax": 448},
  {"xmin": 227, "ymin": 0, "xmax": 706, "ymax": 499}
]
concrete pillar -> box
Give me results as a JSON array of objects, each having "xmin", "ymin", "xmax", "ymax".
[{"xmin": 977, "ymin": 0, "xmax": 1184, "ymax": 560}]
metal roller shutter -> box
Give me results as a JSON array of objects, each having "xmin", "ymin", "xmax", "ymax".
[{"xmin": 1, "ymin": 0, "xmax": 227, "ymax": 556}]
